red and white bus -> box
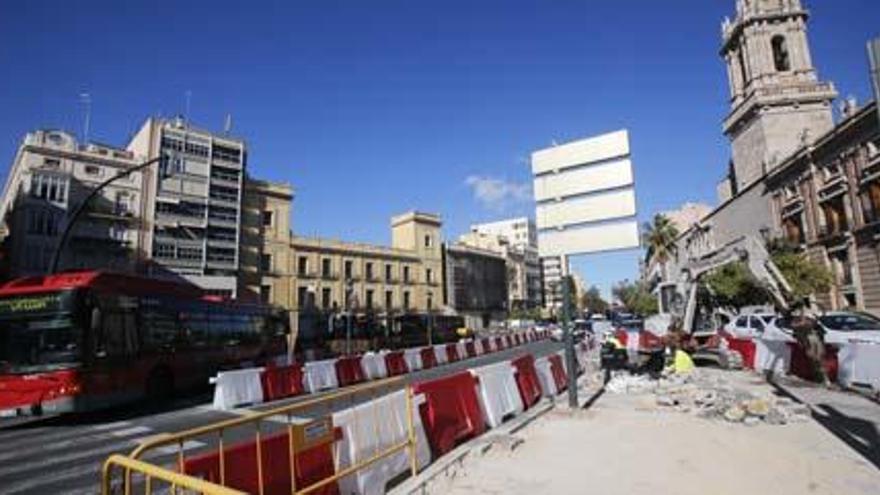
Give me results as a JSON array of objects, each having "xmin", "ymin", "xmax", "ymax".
[{"xmin": 0, "ymin": 271, "xmax": 289, "ymax": 417}]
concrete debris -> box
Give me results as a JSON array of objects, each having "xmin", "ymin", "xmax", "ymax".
[
  {"xmin": 724, "ymin": 406, "xmax": 746, "ymax": 423},
  {"xmin": 605, "ymin": 369, "xmax": 812, "ymax": 427}
]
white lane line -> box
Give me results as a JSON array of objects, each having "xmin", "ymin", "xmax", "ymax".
[
  {"xmin": 91, "ymin": 420, "xmax": 133, "ymax": 431},
  {"xmin": 110, "ymin": 425, "xmax": 153, "ymax": 437},
  {"xmin": 0, "ymin": 435, "xmax": 141, "ymax": 478}
]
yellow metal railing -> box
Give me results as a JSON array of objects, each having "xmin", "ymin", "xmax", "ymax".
[{"xmin": 102, "ymin": 376, "xmax": 419, "ymax": 495}]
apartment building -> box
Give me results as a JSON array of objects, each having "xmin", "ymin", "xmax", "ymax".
[
  {"xmin": 468, "ymin": 217, "xmax": 542, "ymax": 309},
  {"xmin": 443, "ymin": 242, "xmax": 509, "ymax": 329},
  {"xmin": 127, "ymin": 117, "xmax": 246, "ymax": 296},
  {"xmin": 239, "ymin": 177, "xmax": 294, "ymax": 303},
  {"xmin": 0, "ymin": 130, "xmax": 145, "ymax": 276}
]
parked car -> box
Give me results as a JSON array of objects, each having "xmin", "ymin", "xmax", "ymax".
[
  {"xmin": 724, "ymin": 313, "xmax": 776, "ymax": 339},
  {"xmin": 776, "ymin": 311, "xmax": 880, "ymax": 345}
]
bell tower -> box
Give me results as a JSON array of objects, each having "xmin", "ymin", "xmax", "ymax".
[{"xmin": 721, "ymin": 0, "xmax": 837, "ymax": 191}]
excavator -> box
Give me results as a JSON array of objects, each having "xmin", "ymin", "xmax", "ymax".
[{"xmin": 644, "ymin": 235, "xmax": 798, "ymax": 368}]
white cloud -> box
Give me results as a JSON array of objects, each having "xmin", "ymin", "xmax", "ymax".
[{"xmin": 464, "ymin": 175, "xmax": 532, "ymax": 212}]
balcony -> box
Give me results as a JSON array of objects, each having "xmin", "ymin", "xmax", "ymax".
[{"xmin": 87, "ymin": 205, "xmax": 139, "ymax": 224}]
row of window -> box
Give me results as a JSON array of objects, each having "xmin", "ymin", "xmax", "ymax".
[
  {"xmin": 156, "ymin": 200, "xmax": 207, "ymax": 218},
  {"xmin": 297, "ymin": 286, "xmax": 426, "ymax": 312},
  {"xmin": 212, "ymin": 144, "xmax": 242, "ymax": 163},
  {"xmin": 30, "ymin": 174, "xmax": 67, "ymax": 203},
  {"xmin": 209, "ymin": 185, "xmax": 239, "ymax": 202},
  {"xmin": 295, "ymin": 256, "xmax": 433, "ymax": 283},
  {"xmin": 211, "ymin": 166, "xmax": 240, "ymax": 182},
  {"xmin": 162, "ymin": 136, "xmax": 210, "ymax": 159}
]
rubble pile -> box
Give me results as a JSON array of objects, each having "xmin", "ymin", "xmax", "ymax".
[{"xmin": 605, "ymin": 371, "xmax": 812, "ymax": 426}]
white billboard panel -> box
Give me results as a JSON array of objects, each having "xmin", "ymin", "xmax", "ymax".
[
  {"xmin": 537, "ymin": 220, "xmax": 640, "ymax": 258},
  {"xmin": 531, "ymin": 129, "xmax": 629, "ymax": 175},
  {"xmin": 533, "ymin": 157, "xmax": 633, "ymax": 202},
  {"xmin": 531, "ymin": 129, "xmax": 639, "ymax": 257},
  {"xmin": 536, "ymin": 188, "xmax": 636, "ymax": 230}
]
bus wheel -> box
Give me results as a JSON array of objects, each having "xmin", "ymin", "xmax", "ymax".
[{"xmin": 146, "ymin": 368, "xmax": 175, "ymax": 402}]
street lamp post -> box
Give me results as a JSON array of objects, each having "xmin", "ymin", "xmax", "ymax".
[
  {"xmin": 345, "ymin": 278, "xmax": 354, "ymax": 355},
  {"xmin": 49, "ymin": 154, "xmax": 165, "ymax": 274}
]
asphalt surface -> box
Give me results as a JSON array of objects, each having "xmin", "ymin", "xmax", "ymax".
[{"xmin": 0, "ymin": 339, "xmax": 563, "ymax": 495}]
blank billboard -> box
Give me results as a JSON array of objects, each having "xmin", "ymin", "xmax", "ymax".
[{"xmin": 531, "ymin": 129, "xmax": 638, "ymax": 257}]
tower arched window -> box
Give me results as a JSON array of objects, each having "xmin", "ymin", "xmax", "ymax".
[{"xmin": 772, "ymin": 35, "xmax": 791, "ymax": 72}]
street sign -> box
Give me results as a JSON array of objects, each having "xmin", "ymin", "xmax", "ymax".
[
  {"xmin": 531, "ymin": 129, "xmax": 639, "ymax": 258},
  {"xmin": 530, "ymin": 129, "xmax": 640, "ymax": 408}
]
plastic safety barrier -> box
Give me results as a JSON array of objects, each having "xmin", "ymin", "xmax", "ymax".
[
  {"xmin": 483, "ymin": 338, "xmax": 496, "ymax": 353},
  {"xmin": 432, "ymin": 345, "xmax": 449, "ymax": 365},
  {"xmin": 470, "ymin": 361, "xmax": 524, "ymax": 428},
  {"xmin": 260, "ymin": 364, "xmax": 305, "ymax": 402},
  {"xmin": 305, "ymin": 359, "xmax": 340, "ymax": 393},
  {"xmin": 534, "ymin": 357, "xmax": 558, "ymax": 396},
  {"xmin": 464, "ymin": 340, "xmax": 477, "ymax": 358},
  {"xmin": 411, "ymin": 372, "xmax": 486, "ymax": 457},
  {"xmin": 754, "ymin": 338, "xmax": 792, "ymax": 375},
  {"xmin": 403, "ymin": 349, "xmax": 423, "ymax": 372},
  {"xmin": 838, "ymin": 343, "xmax": 880, "ymax": 391},
  {"xmin": 212, "ymin": 368, "xmax": 265, "ymax": 411},
  {"xmin": 384, "ymin": 351, "xmax": 409, "ymax": 377},
  {"xmin": 361, "ymin": 351, "xmax": 389, "ymax": 381},
  {"xmin": 723, "ymin": 335, "xmax": 757, "ymax": 369},
  {"xmin": 473, "ymin": 339, "xmax": 484, "ymax": 356},
  {"xmin": 446, "ymin": 343, "xmax": 461, "ymax": 363},
  {"xmin": 332, "ymin": 389, "xmax": 431, "ymax": 495},
  {"xmin": 788, "ymin": 342, "xmax": 838, "ymax": 382},
  {"xmin": 182, "ymin": 428, "xmax": 341, "ymax": 495},
  {"xmin": 494, "ymin": 337, "xmax": 505, "ymax": 351},
  {"xmin": 420, "ymin": 347, "xmax": 439, "ymax": 370},
  {"xmin": 549, "ymin": 354, "xmax": 568, "ymax": 393},
  {"xmin": 511, "ymin": 354, "xmax": 543, "ymax": 409},
  {"xmin": 336, "ymin": 356, "xmax": 368, "ymax": 387}
]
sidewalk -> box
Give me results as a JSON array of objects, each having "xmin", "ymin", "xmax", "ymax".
[
  {"xmin": 435, "ymin": 369, "xmax": 880, "ymax": 495},
  {"xmin": 771, "ymin": 375, "xmax": 880, "ymax": 470}
]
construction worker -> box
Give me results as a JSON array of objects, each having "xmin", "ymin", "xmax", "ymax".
[
  {"xmin": 664, "ymin": 332, "xmax": 695, "ymax": 375},
  {"xmin": 789, "ymin": 310, "xmax": 829, "ymax": 386},
  {"xmin": 601, "ymin": 331, "xmax": 628, "ymax": 383}
]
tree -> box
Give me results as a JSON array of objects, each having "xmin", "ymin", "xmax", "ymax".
[
  {"xmin": 612, "ymin": 280, "xmax": 658, "ymax": 316},
  {"xmin": 768, "ymin": 239, "xmax": 834, "ymax": 303},
  {"xmin": 703, "ymin": 262, "xmax": 770, "ymax": 309},
  {"xmin": 642, "ymin": 214, "xmax": 679, "ymax": 278},
  {"xmin": 580, "ymin": 285, "xmax": 608, "ymax": 314}
]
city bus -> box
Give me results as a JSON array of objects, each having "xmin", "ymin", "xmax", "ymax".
[{"xmin": 0, "ymin": 271, "xmax": 289, "ymax": 417}]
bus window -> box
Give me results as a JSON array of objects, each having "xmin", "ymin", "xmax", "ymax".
[
  {"xmin": 141, "ymin": 307, "xmax": 178, "ymax": 349},
  {"xmin": 182, "ymin": 311, "xmax": 210, "ymax": 348}
]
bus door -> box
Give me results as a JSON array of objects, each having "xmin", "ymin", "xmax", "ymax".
[{"xmin": 87, "ymin": 297, "xmax": 140, "ymax": 405}]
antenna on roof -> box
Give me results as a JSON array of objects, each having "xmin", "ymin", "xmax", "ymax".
[
  {"xmin": 224, "ymin": 114, "xmax": 232, "ymax": 134},
  {"xmin": 184, "ymin": 90, "xmax": 192, "ymax": 122},
  {"xmin": 79, "ymin": 92, "xmax": 91, "ymax": 144}
]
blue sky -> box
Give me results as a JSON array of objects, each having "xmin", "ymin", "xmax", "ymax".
[{"xmin": 1, "ymin": 1, "xmax": 878, "ymax": 298}]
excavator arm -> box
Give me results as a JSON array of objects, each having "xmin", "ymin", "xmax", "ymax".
[{"xmin": 678, "ymin": 236, "xmax": 793, "ymax": 333}]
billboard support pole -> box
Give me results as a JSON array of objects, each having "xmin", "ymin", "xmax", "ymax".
[
  {"xmin": 561, "ymin": 256, "xmax": 578, "ymax": 408},
  {"xmin": 869, "ymin": 39, "xmax": 880, "ymax": 126}
]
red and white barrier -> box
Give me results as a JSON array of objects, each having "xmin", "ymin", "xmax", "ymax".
[
  {"xmin": 403, "ymin": 348, "xmax": 423, "ymax": 372},
  {"xmin": 534, "ymin": 357, "xmax": 559, "ymax": 397},
  {"xmin": 838, "ymin": 343, "xmax": 880, "ymax": 391},
  {"xmin": 210, "ymin": 327, "xmax": 553, "ymax": 410},
  {"xmin": 433, "ymin": 345, "xmax": 449, "ymax": 365},
  {"xmin": 212, "ymin": 368, "xmax": 265, "ymax": 410},
  {"xmin": 470, "ymin": 361, "xmax": 524, "ymax": 428},
  {"xmin": 305, "ymin": 359, "xmax": 340, "ymax": 393},
  {"xmin": 361, "ymin": 351, "xmax": 389, "ymax": 380},
  {"xmin": 333, "ymin": 389, "xmax": 431, "ymax": 495},
  {"xmin": 754, "ymin": 338, "xmax": 792, "ymax": 375},
  {"xmin": 474, "ymin": 339, "xmax": 485, "ymax": 355}
]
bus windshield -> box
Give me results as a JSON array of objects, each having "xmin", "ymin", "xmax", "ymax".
[{"xmin": 0, "ymin": 291, "xmax": 82, "ymax": 373}]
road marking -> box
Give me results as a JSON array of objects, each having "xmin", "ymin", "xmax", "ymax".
[
  {"xmin": 91, "ymin": 420, "xmax": 133, "ymax": 431},
  {"xmin": 110, "ymin": 425, "xmax": 153, "ymax": 437}
]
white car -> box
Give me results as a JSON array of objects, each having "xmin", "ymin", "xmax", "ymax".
[
  {"xmin": 776, "ymin": 312, "xmax": 880, "ymax": 345},
  {"xmin": 724, "ymin": 313, "xmax": 776, "ymax": 339}
]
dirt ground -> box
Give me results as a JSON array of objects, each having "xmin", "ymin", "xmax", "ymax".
[{"xmin": 437, "ymin": 369, "xmax": 880, "ymax": 495}]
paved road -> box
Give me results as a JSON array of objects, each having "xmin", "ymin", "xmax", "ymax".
[
  {"xmin": 0, "ymin": 340, "xmax": 563, "ymax": 495},
  {"xmin": 771, "ymin": 376, "xmax": 880, "ymax": 470}
]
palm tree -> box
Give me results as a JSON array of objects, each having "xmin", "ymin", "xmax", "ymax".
[{"xmin": 643, "ymin": 214, "xmax": 679, "ymax": 279}]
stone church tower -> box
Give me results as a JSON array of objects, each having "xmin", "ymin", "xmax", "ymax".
[{"xmin": 720, "ymin": 0, "xmax": 837, "ymax": 196}]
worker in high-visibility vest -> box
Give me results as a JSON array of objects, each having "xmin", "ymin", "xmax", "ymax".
[
  {"xmin": 604, "ymin": 332, "xmax": 624, "ymax": 350},
  {"xmin": 601, "ymin": 332, "xmax": 629, "ymax": 382},
  {"xmin": 665, "ymin": 345, "xmax": 695, "ymax": 375}
]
